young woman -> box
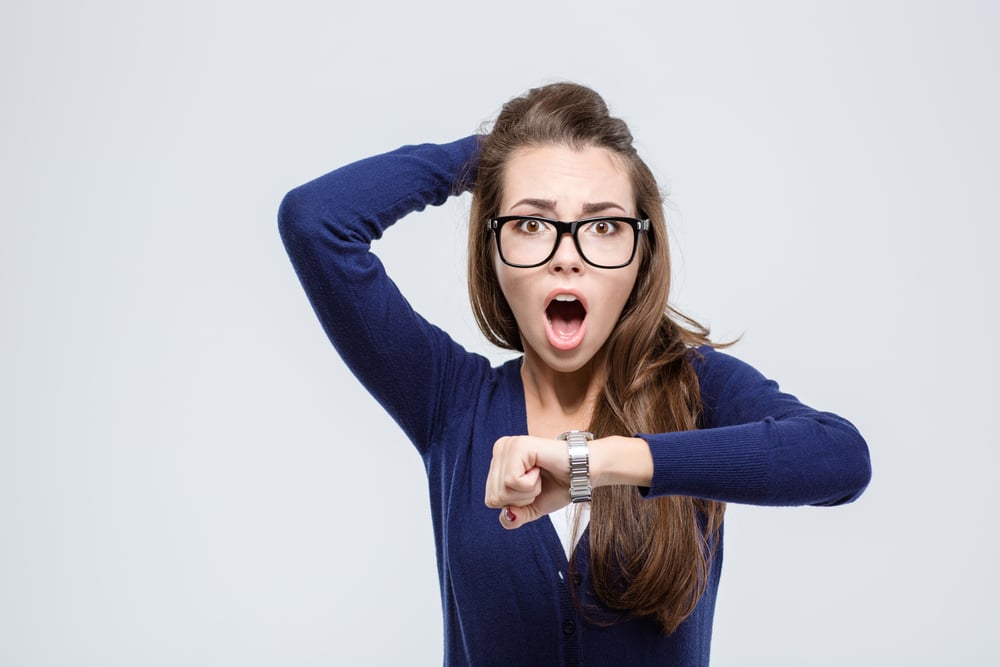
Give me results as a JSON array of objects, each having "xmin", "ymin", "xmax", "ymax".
[{"xmin": 279, "ymin": 83, "xmax": 871, "ymax": 665}]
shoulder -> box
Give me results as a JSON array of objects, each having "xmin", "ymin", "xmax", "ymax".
[
  {"xmin": 687, "ymin": 345, "xmax": 798, "ymax": 427},
  {"xmin": 688, "ymin": 345, "xmax": 770, "ymax": 391}
]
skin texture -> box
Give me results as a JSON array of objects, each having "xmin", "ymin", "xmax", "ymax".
[{"xmin": 483, "ymin": 145, "xmax": 654, "ymax": 528}]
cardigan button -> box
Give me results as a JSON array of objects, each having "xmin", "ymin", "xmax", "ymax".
[
  {"xmin": 572, "ymin": 573, "xmax": 583, "ymax": 586},
  {"xmin": 562, "ymin": 620, "xmax": 577, "ymax": 636}
]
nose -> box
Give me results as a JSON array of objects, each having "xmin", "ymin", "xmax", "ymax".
[{"xmin": 549, "ymin": 232, "xmax": 583, "ymax": 273}]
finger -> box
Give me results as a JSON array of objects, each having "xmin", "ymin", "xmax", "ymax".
[
  {"xmin": 485, "ymin": 437, "xmax": 513, "ymax": 508},
  {"xmin": 487, "ymin": 468, "xmax": 541, "ymax": 508},
  {"xmin": 504, "ymin": 464, "xmax": 541, "ymax": 496},
  {"xmin": 498, "ymin": 477, "xmax": 573, "ymax": 531},
  {"xmin": 486, "ymin": 437, "xmax": 542, "ymax": 508},
  {"xmin": 484, "ymin": 452, "xmax": 501, "ymax": 508},
  {"xmin": 489, "ymin": 437, "xmax": 513, "ymax": 507},
  {"xmin": 498, "ymin": 505, "xmax": 536, "ymax": 530},
  {"xmin": 498, "ymin": 506, "xmax": 519, "ymax": 530}
]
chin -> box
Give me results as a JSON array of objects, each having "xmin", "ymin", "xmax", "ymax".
[{"xmin": 537, "ymin": 345, "xmax": 601, "ymax": 375}]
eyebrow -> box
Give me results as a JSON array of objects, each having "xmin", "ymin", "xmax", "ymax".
[{"xmin": 509, "ymin": 198, "xmax": 628, "ymax": 216}]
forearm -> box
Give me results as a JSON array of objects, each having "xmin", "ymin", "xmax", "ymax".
[
  {"xmin": 590, "ymin": 436, "xmax": 654, "ymax": 488},
  {"xmin": 640, "ymin": 416, "xmax": 871, "ymax": 506},
  {"xmin": 279, "ymin": 136, "xmax": 477, "ymax": 253}
]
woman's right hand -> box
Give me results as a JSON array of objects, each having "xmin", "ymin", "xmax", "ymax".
[
  {"xmin": 485, "ymin": 434, "xmax": 654, "ymax": 529},
  {"xmin": 484, "ymin": 435, "xmax": 571, "ymax": 530}
]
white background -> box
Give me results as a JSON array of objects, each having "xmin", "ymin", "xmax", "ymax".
[{"xmin": 2, "ymin": 1, "xmax": 997, "ymax": 665}]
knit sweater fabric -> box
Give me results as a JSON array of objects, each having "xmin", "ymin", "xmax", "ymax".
[{"xmin": 278, "ymin": 136, "xmax": 871, "ymax": 666}]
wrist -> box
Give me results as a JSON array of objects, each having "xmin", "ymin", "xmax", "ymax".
[
  {"xmin": 558, "ymin": 430, "xmax": 594, "ymax": 503},
  {"xmin": 590, "ymin": 436, "xmax": 654, "ymax": 488}
]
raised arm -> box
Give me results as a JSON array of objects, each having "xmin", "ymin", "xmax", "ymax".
[{"xmin": 278, "ymin": 137, "xmax": 488, "ymax": 453}]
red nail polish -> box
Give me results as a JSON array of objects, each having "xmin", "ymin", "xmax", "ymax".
[{"xmin": 505, "ymin": 508, "xmax": 517, "ymax": 522}]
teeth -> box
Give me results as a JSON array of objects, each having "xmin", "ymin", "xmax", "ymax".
[{"xmin": 554, "ymin": 294, "xmax": 577, "ymax": 302}]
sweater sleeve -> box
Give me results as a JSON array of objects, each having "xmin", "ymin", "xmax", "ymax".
[
  {"xmin": 638, "ymin": 347, "xmax": 871, "ymax": 506},
  {"xmin": 277, "ymin": 137, "xmax": 488, "ymax": 454}
]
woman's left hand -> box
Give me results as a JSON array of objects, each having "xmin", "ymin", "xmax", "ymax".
[{"xmin": 484, "ymin": 435, "xmax": 571, "ymax": 530}]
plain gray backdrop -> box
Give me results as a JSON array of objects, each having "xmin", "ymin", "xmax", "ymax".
[{"xmin": 2, "ymin": 1, "xmax": 997, "ymax": 664}]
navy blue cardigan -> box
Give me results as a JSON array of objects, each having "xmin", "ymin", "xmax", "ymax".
[{"xmin": 278, "ymin": 136, "xmax": 871, "ymax": 666}]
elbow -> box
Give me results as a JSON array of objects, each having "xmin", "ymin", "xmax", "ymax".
[
  {"xmin": 278, "ymin": 184, "xmax": 335, "ymax": 263},
  {"xmin": 815, "ymin": 428, "xmax": 872, "ymax": 507},
  {"xmin": 769, "ymin": 414, "xmax": 873, "ymax": 507},
  {"xmin": 277, "ymin": 186, "xmax": 308, "ymax": 248},
  {"xmin": 840, "ymin": 448, "xmax": 872, "ymax": 505}
]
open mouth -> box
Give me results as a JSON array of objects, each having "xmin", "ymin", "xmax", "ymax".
[{"xmin": 545, "ymin": 294, "xmax": 587, "ymax": 350}]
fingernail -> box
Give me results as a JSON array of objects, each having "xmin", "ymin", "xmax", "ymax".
[{"xmin": 505, "ymin": 508, "xmax": 517, "ymax": 522}]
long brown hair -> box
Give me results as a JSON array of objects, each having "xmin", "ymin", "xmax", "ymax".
[{"xmin": 467, "ymin": 82, "xmax": 726, "ymax": 634}]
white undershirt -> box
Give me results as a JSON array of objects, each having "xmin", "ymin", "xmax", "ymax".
[{"xmin": 548, "ymin": 503, "xmax": 591, "ymax": 559}]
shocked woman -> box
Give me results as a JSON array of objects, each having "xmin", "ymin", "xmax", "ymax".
[{"xmin": 279, "ymin": 82, "xmax": 871, "ymax": 666}]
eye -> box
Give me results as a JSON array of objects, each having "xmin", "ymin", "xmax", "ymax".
[
  {"xmin": 516, "ymin": 218, "xmax": 549, "ymax": 234},
  {"xmin": 585, "ymin": 219, "xmax": 620, "ymax": 236}
]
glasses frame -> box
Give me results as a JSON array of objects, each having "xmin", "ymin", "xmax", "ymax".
[{"xmin": 488, "ymin": 215, "xmax": 650, "ymax": 269}]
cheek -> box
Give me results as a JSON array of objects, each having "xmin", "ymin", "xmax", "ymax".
[
  {"xmin": 494, "ymin": 256, "xmax": 512, "ymax": 304},
  {"xmin": 616, "ymin": 263, "xmax": 641, "ymax": 299},
  {"xmin": 493, "ymin": 258, "xmax": 526, "ymax": 318},
  {"xmin": 607, "ymin": 269, "xmax": 641, "ymax": 319}
]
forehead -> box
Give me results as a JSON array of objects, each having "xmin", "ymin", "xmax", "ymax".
[{"xmin": 500, "ymin": 144, "xmax": 634, "ymax": 215}]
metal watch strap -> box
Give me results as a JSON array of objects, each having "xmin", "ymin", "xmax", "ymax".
[{"xmin": 558, "ymin": 430, "xmax": 594, "ymax": 503}]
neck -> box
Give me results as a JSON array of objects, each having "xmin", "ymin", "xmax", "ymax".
[{"xmin": 520, "ymin": 347, "xmax": 606, "ymax": 432}]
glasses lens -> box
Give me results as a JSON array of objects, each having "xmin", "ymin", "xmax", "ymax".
[
  {"xmin": 498, "ymin": 218, "xmax": 636, "ymax": 267},
  {"xmin": 498, "ymin": 218, "xmax": 557, "ymax": 266},
  {"xmin": 575, "ymin": 218, "xmax": 635, "ymax": 267}
]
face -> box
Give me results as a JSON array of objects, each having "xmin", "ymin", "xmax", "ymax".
[{"xmin": 495, "ymin": 144, "xmax": 640, "ymax": 375}]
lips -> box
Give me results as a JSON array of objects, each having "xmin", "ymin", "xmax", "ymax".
[{"xmin": 544, "ymin": 291, "xmax": 588, "ymax": 350}]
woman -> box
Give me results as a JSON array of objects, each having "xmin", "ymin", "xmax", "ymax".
[{"xmin": 279, "ymin": 82, "xmax": 871, "ymax": 665}]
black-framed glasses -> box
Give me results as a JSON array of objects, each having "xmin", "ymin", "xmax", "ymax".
[{"xmin": 488, "ymin": 215, "xmax": 649, "ymax": 269}]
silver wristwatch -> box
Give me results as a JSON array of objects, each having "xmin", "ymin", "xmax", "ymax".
[{"xmin": 558, "ymin": 430, "xmax": 594, "ymax": 503}]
